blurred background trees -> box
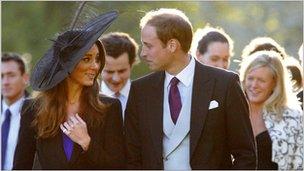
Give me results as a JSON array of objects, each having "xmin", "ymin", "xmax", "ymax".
[{"xmin": 2, "ymin": 1, "xmax": 303, "ymax": 79}]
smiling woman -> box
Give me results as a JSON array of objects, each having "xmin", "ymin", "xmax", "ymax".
[
  {"xmin": 68, "ymin": 44, "xmax": 101, "ymax": 87},
  {"xmin": 13, "ymin": 11, "xmax": 126, "ymax": 169},
  {"xmin": 239, "ymin": 50, "xmax": 303, "ymax": 170}
]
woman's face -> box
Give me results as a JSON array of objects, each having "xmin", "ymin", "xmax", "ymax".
[
  {"xmin": 69, "ymin": 44, "xmax": 101, "ymax": 86},
  {"xmin": 245, "ymin": 66, "xmax": 276, "ymax": 106}
]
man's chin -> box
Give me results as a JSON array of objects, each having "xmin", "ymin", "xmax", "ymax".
[
  {"xmin": 109, "ymin": 86, "xmax": 121, "ymax": 93},
  {"xmin": 148, "ymin": 65, "xmax": 157, "ymax": 71},
  {"xmin": 1, "ymin": 92, "xmax": 12, "ymax": 97}
]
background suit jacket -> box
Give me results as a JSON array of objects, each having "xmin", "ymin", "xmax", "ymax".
[
  {"xmin": 125, "ymin": 60, "xmax": 256, "ymax": 169},
  {"xmin": 13, "ymin": 96, "xmax": 125, "ymax": 169}
]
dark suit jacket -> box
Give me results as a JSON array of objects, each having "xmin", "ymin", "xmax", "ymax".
[
  {"xmin": 125, "ymin": 60, "xmax": 256, "ymax": 169},
  {"xmin": 13, "ymin": 95, "xmax": 125, "ymax": 169}
]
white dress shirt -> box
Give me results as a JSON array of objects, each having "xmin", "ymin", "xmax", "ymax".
[
  {"xmin": 100, "ymin": 79, "xmax": 131, "ymax": 121},
  {"xmin": 162, "ymin": 56, "xmax": 195, "ymax": 170},
  {"xmin": 164, "ymin": 57, "xmax": 195, "ymax": 107},
  {"xmin": 1, "ymin": 97, "xmax": 25, "ymax": 170}
]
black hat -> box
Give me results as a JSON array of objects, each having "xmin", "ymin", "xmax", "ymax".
[{"xmin": 30, "ymin": 10, "xmax": 118, "ymax": 91}]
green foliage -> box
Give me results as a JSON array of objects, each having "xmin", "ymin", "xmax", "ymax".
[{"xmin": 2, "ymin": 1, "xmax": 303, "ymax": 79}]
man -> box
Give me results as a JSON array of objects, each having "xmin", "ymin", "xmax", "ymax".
[
  {"xmin": 100, "ymin": 32, "xmax": 139, "ymax": 120},
  {"xmin": 192, "ymin": 25, "xmax": 234, "ymax": 70},
  {"xmin": 125, "ymin": 8, "xmax": 256, "ymax": 169},
  {"xmin": 1, "ymin": 52, "xmax": 29, "ymax": 170}
]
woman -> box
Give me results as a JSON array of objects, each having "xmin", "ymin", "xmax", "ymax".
[
  {"xmin": 239, "ymin": 50, "xmax": 303, "ymax": 170},
  {"xmin": 13, "ymin": 11, "xmax": 125, "ymax": 169}
]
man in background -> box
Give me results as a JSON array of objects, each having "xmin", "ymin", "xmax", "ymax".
[
  {"xmin": 192, "ymin": 25, "xmax": 234, "ymax": 70},
  {"xmin": 100, "ymin": 32, "xmax": 139, "ymax": 120},
  {"xmin": 1, "ymin": 52, "xmax": 29, "ymax": 170}
]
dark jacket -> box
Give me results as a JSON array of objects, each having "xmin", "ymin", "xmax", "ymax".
[
  {"xmin": 125, "ymin": 61, "xmax": 256, "ymax": 169},
  {"xmin": 13, "ymin": 95, "xmax": 125, "ymax": 169}
]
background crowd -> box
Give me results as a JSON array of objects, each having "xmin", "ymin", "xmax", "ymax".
[{"xmin": 1, "ymin": 1, "xmax": 303, "ymax": 170}]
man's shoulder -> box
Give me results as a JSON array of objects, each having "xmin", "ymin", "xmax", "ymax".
[
  {"xmin": 131, "ymin": 71, "xmax": 164, "ymax": 86},
  {"xmin": 199, "ymin": 62, "xmax": 237, "ymax": 76},
  {"xmin": 195, "ymin": 61, "xmax": 239, "ymax": 83}
]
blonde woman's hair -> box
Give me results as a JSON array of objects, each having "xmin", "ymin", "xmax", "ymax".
[{"xmin": 239, "ymin": 50, "xmax": 299, "ymax": 120}]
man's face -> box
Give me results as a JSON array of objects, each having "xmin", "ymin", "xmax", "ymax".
[
  {"xmin": 140, "ymin": 25, "xmax": 172, "ymax": 71},
  {"xmin": 197, "ymin": 42, "xmax": 230, "ymax": 69},
  {"xmin": 102, "ymin": 52, "xmax": 132, "ymax": 93},
  {"xmin": 1, "ymin": 61, "xmax": 27, "ymax": 103}
]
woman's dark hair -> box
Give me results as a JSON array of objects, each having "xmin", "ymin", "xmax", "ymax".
[{"xmin": 33, "ymin": 41, "xmax": 107, "ymax": 139}]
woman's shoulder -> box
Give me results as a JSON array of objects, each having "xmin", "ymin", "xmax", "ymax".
[
  {"xmin": 98, "ymin": 94, "xmax": 120, "ymax": 106},
  {"xmin": 21, "ymin": 98, "xmax": 37, "ymax": 116},
  {"xmin": 282, "ymin": 106, "xmax": 303, "ymax": 118},
  {"xmin": 98, "ymin": 94, "xmax": 122, "ymax": 114},
  {"xmin": 98, "ymin": 94, "xmax": 123, "ymax": 125}
]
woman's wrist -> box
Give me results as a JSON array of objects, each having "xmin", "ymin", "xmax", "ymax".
[{"xmin": 80, "ymin": 136, "xmax": 91, "ymax": 151}]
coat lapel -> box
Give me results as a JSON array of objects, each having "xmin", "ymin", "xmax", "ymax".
[
  {"xmin": 69, "ymin": 143, "xmax": 82, "ymax": 164},
  {"xmin": 55, "ymin": 132, "xmax": 81, "ymax": 165},
  {"xmin": 148, "ymin": 72, "xmax": 165, "ymax": 160},
  {"xmin": 190, "ymin": 62, "xmax": 215, "ymax": 158},
  {"xmin": 163, "ymin": 96, "xmax": 191, "ymax": 157},
  {"xmin": 37, "ymin": 132, "xmax": 68, "ymax": 168}
]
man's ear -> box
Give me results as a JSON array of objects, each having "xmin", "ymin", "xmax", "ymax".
[
  {"xmin": 22, "ymin": 73, "xmax": 29, "ymax": 86},
  {"xmin": 196, "ymin": 50, "xmax": 202, "ymax": 60},
  {"xmin": 166, "ymin": 39, "xmax": 180, "ymax": 53}
]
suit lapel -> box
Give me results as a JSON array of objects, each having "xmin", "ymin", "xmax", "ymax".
[
  {"xmin": 56, "ymin": 132, "xmax": 82, "ymax": 165},
  {"xmin": 54, "ymin": 133, "xmax": 70, "ymax": 165},
  {"xmin": 148, "ymin": 72, "xmax": 165, "ymax": 159},
  {"xmin": 190, "ymin": 62, "xmax": 215, "ymax": 158},
  {"xmin": 163, "ymin": 97, "xmax": 191, "ymax": 157},
  {"xmin": 69, "ymin": 143, "xmax": 82, "ymax": 164}
]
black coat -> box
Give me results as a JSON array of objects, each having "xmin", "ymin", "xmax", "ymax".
[
  {"xmin": 13, "ymin": 95, "xmax": 125, "ymax": 169},
  {"xmin": 125, "ymin": 60, "xmax": 256, "ymax": 169}
]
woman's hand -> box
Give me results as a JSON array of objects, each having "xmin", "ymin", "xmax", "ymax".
[{"xmin": 60, "ymin": 113, "xmax": 91, "ymax": 151}]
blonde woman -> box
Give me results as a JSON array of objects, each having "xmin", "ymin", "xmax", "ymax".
[{"xmin": 239, "ymin": 50, "xmax": 303, "ymax": 170}]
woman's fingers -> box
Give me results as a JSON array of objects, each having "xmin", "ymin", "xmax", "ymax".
[
  {"xmin": 60, "ymin": 124, "xmax": 71, "ymax": 135},
  {"xmin": 69, "ymin": 115, "xmax": 79, "ymax": 125},
  {"xmin": 75, "ymin": 113, "xmax": 86, "ymax": 125},
  {"xmin": 64, "ymin": 122, "xmax": 72, "ymax": 131},
  {"xmin": 67, "ymin": 119, "xmax": 74, "ymax": 128}
]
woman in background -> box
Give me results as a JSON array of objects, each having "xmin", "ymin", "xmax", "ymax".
[{"xmin": 239, "ymin": 50, "xmax": 303, "ymax": 170}]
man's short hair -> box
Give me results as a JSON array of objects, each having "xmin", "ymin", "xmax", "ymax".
[
  {"xmin": 100, "ymin": 32, "xmax": 139, "ymax": 65},
  {"xmin": 192, "ymin": 25, "xmax": 234, "ymax": 57},
  {"xmin": 140, "ymin": 8, "xmax": 193, "ymax": 53},
  {"xmin": 1, "ymin": 52, "xmax": 26, "ymax": 74}
]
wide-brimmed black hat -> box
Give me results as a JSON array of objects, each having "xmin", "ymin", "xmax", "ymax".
[{"xmin": 30, "ymin": 10, "xmax": 118, "ymax": 91}]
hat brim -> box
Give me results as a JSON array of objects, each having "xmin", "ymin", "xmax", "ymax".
[{"xmin": 30, "ymin": 11, "xmax": 118, "ymax": 91}]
